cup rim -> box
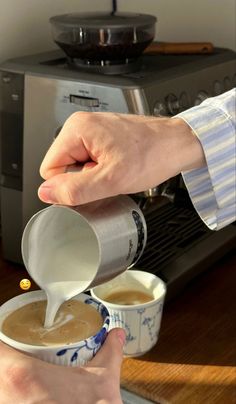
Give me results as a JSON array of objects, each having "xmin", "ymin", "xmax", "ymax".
[
  {"xmin": 0, "ymin": 290, "xmax": 109, "ymax": 351},
  {"xmin": 91, "ymin": 269, "xmax": 166, "ymax": 310}
]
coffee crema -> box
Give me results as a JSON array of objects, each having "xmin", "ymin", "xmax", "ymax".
[
  {"xmin": 2, "ymin": 300, "xmax": 103, "ymax": 346},
  {"xmin": 103, "ymin": 289, "xmax": 154, "ymax": 305}
]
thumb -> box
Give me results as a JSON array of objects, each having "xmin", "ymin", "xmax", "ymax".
[
  {"xmin": 38, "ymin": 167, "xmax": 115, "ymax": 206},
  {"xmin": 90, "ymin": 328, "xmax": 126, "ymax": 374}
]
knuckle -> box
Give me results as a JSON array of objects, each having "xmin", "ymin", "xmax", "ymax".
[
  {"xmin": 64, "ymin": 111, "xmax": 95, "ymax": 138},
  {"xmin": 102, "ymin": 163, "xmax": 122, "ymax": 189},
  {"xmin": 67, "ymin": 111, "xmax": 92, "ymax": 127}
]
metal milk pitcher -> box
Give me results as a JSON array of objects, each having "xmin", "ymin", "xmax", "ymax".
[{"xmin": 21, "ymin": 195, "xmax": 147, "ymax": 296}]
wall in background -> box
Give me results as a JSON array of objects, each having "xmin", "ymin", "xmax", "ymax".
[
  {"xmin": 0, "ymin": 0, "xmax": 235, "ymax": 63},
  {"xmin": 118, "ymin": 0, "xmax": 236, "ymax": 51},
  {"xmin": 0, "ymin": 0, "xmax": 110, "ymax": 63}
]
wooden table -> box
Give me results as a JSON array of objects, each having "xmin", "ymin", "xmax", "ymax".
[
  {"xmin": 121, "ymin": 250, "xmax": 236, "ymax": 403},
  {"xmin": 0, "ymin": 248, "xmax": 235, "ymax": 403}
]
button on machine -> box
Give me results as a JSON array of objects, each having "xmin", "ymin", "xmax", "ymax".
[
  {"xmin": 11, "ymin": 94, "xmax": 20, "ymax": 101},
  {"xmin": 2, "ymin": 75, "xmax": 11, "ymax": 84}
]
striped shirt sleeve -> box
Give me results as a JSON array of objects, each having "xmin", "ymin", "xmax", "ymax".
[{"xmin": 176, "ymin": 88, "xmax": 236, "ymax": 230}]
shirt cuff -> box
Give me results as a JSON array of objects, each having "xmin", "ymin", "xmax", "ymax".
[{"xmin": 176, "ymin": 100, "xmax": 236, "ymax": 230}]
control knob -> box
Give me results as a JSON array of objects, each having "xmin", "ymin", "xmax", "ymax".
[
  {"xmin": 153, "ymin": 92, "xmax": 190, "ymax": 117},
  {"xmin": 194, "ymin": 91, "xmax": 208, "ymax": 106},
  {"xmin": 165, "ymin": 92, "xmax": 190, "ymax": 115},
  {"xmin": 153, "ymin": 101, "xmax": 168, "ymax": 116},
  {"xmin": 213, "ymin": 80, "xmax": 222, "ymax": 95},
  {"xmin": 223, "ymin": 76, "xmax": 231, "ymax": 91},
  {"xmin": 166, "ymin": 93, "xmax": 180, "ymax": 115}
]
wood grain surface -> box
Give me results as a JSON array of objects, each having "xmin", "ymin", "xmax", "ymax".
[
  {"xmin": 0, "ymin": 247, "xmax": 235, "ymax": 403},
  {"xmin": 121, "ymin": 250, "xmax": 236, "ymax": 403}
]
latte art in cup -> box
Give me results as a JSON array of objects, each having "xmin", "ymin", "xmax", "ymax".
[
  {"xmin": 2, "ymin": 299, "xmax": 103, "ymax": 346},
  {"xmin": 0, "ymin": 291, "xmax": 110, "ymax": 366}
]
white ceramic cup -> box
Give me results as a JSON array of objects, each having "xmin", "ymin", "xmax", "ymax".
[
  {"xmin": 91, "ymin": 270, "xmax": 166, "ymax": 357},
  {"xmin": 0, "ymin": 291, "xmax": 109, "ymax": 366}
]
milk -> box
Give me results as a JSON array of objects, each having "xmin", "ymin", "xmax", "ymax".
[
  {"xmin": 42, "ymin": 282, "xmax": 87, "ymax": 328},
  {"xmin": 26, "ymin": 208, "xmax": 98, "ymax": 328}
]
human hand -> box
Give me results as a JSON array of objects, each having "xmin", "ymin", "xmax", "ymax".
[
  {"xmin": 0, "ymin": 328, "xmax": 125, "ymax": 404},
  {"xmin": 38, "ymin": 112, "xmax": 205, "ymax": 206}
]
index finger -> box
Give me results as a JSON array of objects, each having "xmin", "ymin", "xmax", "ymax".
[{"xmin": 40, "ymin": 117, "xmax": 90, "ymax": 180}]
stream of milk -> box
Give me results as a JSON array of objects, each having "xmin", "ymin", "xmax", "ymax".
[{"xmin": 26, "ymin": 207, "xmax": 98, "ymax": 328}]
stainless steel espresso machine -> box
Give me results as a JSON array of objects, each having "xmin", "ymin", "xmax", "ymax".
[{"xmin": 1, "ymin": 12, "xmax": 236, "ymax": 298}]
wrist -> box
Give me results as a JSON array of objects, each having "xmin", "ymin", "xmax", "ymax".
[
  {"xmin": 145, "ymin": 116, "xmax": 206, "ymax": 187},
  {"xmin": 168, "ymin": 117, "xmax": 206, "ymax": 173}
]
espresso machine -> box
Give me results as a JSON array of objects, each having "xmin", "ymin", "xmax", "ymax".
[{"xmin": 1, "ymin": 12, "xmax": 236, "ymax": 298}]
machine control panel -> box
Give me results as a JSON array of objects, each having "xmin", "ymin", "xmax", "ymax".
[{"xmin": 152, "ymin": 72, "xmax": 235, "ymax": 116}]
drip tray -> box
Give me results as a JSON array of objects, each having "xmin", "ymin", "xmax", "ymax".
[{"xmin": 135, "ymin": 203, "xmax": 236, "ymax": 300}]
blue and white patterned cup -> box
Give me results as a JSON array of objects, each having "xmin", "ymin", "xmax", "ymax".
[
  {"xmin": 0, "ymin": 290, "xmax": 109, "ymax": 366},
  {"xmin": 91, "ymin": 270, "xmax": 166, "ymax": 357}
]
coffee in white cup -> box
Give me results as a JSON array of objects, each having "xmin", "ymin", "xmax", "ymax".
[
  {"xmin": 2, "ymin": 299, "xmax": 103, "ymax": 346},
  {"xmin": 91, "ymin": 270, "xmax": 166, "ymax": 357},
  {"xmin": 0, "ymin": 291, "xmax": 110, "ymax": 366}
]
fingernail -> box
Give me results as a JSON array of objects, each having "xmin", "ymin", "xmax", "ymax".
[
  {"xmin": 116, "ymin": 329, "xmax": 126, "ymax": 346},
  {"xmin": 38, "ymin": 184, "xmax": 56, "ymax": 204}
]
